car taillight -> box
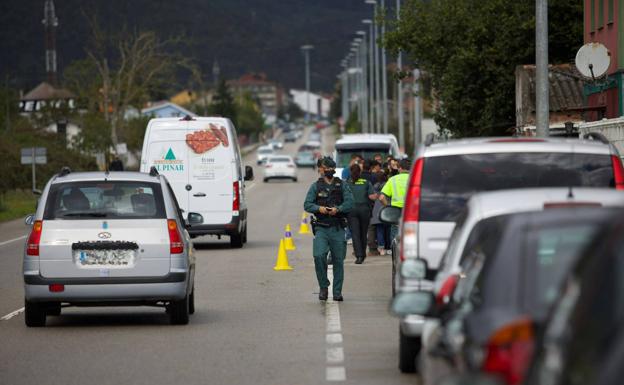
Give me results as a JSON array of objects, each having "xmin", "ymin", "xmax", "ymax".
[
  {"xmin": 287, "ymin": 164, "xmax": 295, "ymax": 168},
  {"xmin": 482, "ymin": 318, "xmax": 534, "ymax": 385},
  {"xmin": 265, "ymin": 164, "xmax": 273, "ymax": 168},
  {"xmin": 611, "ymin": 155, "xmax": 624, "ymax": 190},
  {"xmin": 26, "ymin": 220, "xmax": 43, "ymax": 256},
  {"xmin": 233, "ymin": 181, "xmax": 240, "ymax": 211},
  {"xmin": 400, "ymin": 158, "xmax": 424, "ymax": 261},
  {"xmin": 435, "ymin": 273, "xmax": 459, "ymax": 306},
  {"xmin": 167, "ymin": 219, "xmax": 184, "ymax": 254}
]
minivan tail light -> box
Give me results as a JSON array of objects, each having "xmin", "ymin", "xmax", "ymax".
[
  {"xmin": 26, "ymin": 220, "xmax": 43, "ymax": 256},
  {"xmin": 400, "ymin": 158, "xmax": 424, "ymax": 261},
  {"xmin": 611, "ymin": 155, "xmax": 624, "ymax": 190},
  {"xmin": 233, "ymin": 181, "xmax": 240, "ymax": 211},
  {"xmin": 435, "ymin": 273, "xmax": 459, "ymax": 306},
  {"xmin": 482, "ymin": 318, "xmax": 534, "ymax": 385},
  {"xmin": 167, "ymin": 219, "xmax": 184, "ymax": 254}
]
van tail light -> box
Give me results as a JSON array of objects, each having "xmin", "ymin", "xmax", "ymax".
[
  {"xmin": 400, "ymin": 158, "xmax": 424, "ymax": 261},
  {"xmin": 167, "ymin": 219, "xmax": 184, "ymax": 254},
  {"xmin": 435, "ymin": 273, "xmax": 459, "ymax": 306},
  {"xmin": 611, "ymin": 155, "xmax": 624, "ymax": 190},
  {"xmin": 482, "ymin": 318, "xmax": 534, "ymax": 385},
  {"xmin": 233, "ymin": 181, "xmax": 240, "ymax": 211},
  {"xmin": 26, "ymin": 220, "xmax": 43, "ymax": 256}
]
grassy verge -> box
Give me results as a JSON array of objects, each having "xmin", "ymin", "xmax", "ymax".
[{"xmin": 0, "ymin": 190, "xmax": 38, "ymax": 222}]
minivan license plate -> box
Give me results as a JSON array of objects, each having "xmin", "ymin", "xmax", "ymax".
[{"xmin": 73, "ymin": 249, "xmax": 135, "ymax": 268}]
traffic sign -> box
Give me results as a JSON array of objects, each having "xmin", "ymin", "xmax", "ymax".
[{"xmin": 21, "ymin": 147, "xmax": 47, "ymax": 165}]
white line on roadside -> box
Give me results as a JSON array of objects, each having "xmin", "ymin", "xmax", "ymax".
[
  {"xmin": 325, "ymin": 266, "xmax": 346, "ymax": 381},
  {"xmin": 1, "ymin": 307, "xmax": 24, "ymax": 321},
  {"xmin": 0, "ymin": 235, "xmax": 26, "ymax": 247}
]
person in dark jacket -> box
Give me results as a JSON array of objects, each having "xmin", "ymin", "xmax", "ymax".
[{"xmin": 346, "ymin": 164, "xmax": 378, "ymax": 264}]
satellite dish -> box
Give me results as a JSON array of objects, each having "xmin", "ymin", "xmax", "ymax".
[{"xmin": 575, "ymin": 43, "xmax": 611, "ymax": 79}]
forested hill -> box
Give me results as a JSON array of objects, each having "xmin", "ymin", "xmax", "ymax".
[{"xmin": 0, "ymin": 0, "xmax": 370, "ymax": 93}]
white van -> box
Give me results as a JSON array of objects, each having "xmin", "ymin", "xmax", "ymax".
[
  {"xmin": 140, "ymin": 116, "xmax": 254, "ymax": 248},
  {"xmin": 333, "ymin": 134, "xmax": 402, "ymax": 177}
]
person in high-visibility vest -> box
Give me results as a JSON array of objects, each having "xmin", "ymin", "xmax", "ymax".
[{"xmin": 379, "ymin": 159, "xmax": 411, "ymax": 241}]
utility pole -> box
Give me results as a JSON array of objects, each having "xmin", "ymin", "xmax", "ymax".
[
  {"xmin": 42, "ymin": 0, "xmax": 58, "ymax": 86},
  {"xmin": 396, "ymin": 0, "xmax": 404, "ymax": 151},
  {"xmin": 380, "ymin": 0, "xmax": 389, "ymax": 134},
  {"xmin": 356, "ymin": 32, "xmax": 369, "ymax": 133},
  {"xmin": 301, "ymin": 45, "xmax": 314, "ymax": 123},
  {"xmin": 366, "ymin": 0, "xmax": 381, "ymax": 134},
  {"xmin": 535, "ymin": 0, "xmax": 549, "ymax": 137},
  {"xmin": 413, "ymin": 69, "xmax": 422, "ymax": 147},
  {"xmin": 363, "ymin": 19, "xmax": 375, "ymax": 134}
]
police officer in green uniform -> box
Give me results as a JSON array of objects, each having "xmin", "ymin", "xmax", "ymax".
[{"xmin": 304, "ymin": 157, "xmax": 354, "ymax": 301}]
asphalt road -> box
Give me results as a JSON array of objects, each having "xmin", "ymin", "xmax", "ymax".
[{"xmin": 0, "ymin": 127, "xmax": 417, "ymax": 385}]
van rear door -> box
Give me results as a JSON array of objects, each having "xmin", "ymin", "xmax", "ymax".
[{"xmin": 186, "ymin": 120, "xmax": 235, "ymax": 224}]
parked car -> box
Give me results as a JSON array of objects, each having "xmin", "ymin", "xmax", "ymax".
[
  {"xmin": 22, "ymin": 168, "xmax": 200, "ymax": 327},
  {"xmin": 263, "ymin": 155, "xmax": 298, "ymax": 182},
  {"xmin": 524, "ymin": 213, "xmax": 624, "ymax": 385},
  {"xmin": 391, "ymin": 207, "xmax": 623, "ymax": 385},
  {"xmin": 284, "ymin": 132, "xmax": 298, "ymax": 143},
  {"xmin": 389, "ymin": 136, "xmax": 624, "ymax": 373},
  {"xmin": 333, "ymin": 134, "xmax": 402, "ymax": 178},
  {"xmin": 267, "ymin": 139, "xmax": 284, "ymax": 150},
  {"xmin": 294, "ymin": 149, "xmax": 317, "ymax": 168},
  {"xmin": 256, "ymin": 145, "xmax": 275, "ymax": 165},
  {"xmin": 140, "ymin": 116, "xmax": 254, "ymax": 248}
]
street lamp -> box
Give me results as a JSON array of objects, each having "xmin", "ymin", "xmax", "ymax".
[
  {"xmin": 396, "ymin": 0, "xmax": 404, "ymax": 150},
  {"xmin": 356, "ymin": 30, "xmax": 369, "ymax": 133},
  {"xmin": 364, "ymin": 0, "xmax": 382, "ymax": 134},
  {"xmin": 380, "ymin": 0, "xmax": 388, "ymax": 134},
  {"xmin": 362, "ymin": 19, "xmax": 375, "ymax": 133},
  {"xmin": 301, "ymin": 44, "xmax": 314, "ymax": 123}
]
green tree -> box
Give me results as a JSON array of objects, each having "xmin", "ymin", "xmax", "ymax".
[
  {"xmin": 385, "ymin": 0, "xmax": 582, "ymax": 137},
  {"xmin": 235, "ymin": 92, "xmax": 265, "ymax": 140},
  {"xmin": 209, "ymin": 79, "xmax": 237, "ymax": 120}
]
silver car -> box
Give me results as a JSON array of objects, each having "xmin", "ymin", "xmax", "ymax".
[
  {"xmin": 23, "ymin": 168, "xmax": 198, "ymax": 327},
  {"xmin": 388, "ymin": 136, "xmax": 624, "ymax": 373}
]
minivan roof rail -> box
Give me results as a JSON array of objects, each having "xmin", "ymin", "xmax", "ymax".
[
  {"xmin": 149, "ymin": 166, "xmax": 160, "ymax": 177},
  {"xmin": 424, "ymin": 133, "xmax": 435, "ymax": 146},
  {"xmin": 180, "ymin": 115, "xmax": 196, "ymax": 121},
  {"xmin": 59, "ymin": 167, "xmax": 72, "ymax": 177},
  {"xmin": 583, "ymin": 132, "xmax": 610, "ymax": 144}
]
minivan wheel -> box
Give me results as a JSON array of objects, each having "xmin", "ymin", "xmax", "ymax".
[
  {"xmin": 169, "ymin": 295, "xmax": 190, "ymax": 325},
  {"xmin": 25, "ymin": 300, "xmax": 46, "ymax": 327},
  {"xmin": 230, "ymin": 231, "xmax": 243, "ymax": 248},
  {"xmin": 189, "ymin": 288, "xmax": 195, "ymax": 315},
  {"xmin": 242, "ymin": 226, "xmax": 248, "ymax": 243},
  {"xmin": 399, "ymin": 328, "xmax": 421, "ymax": 373}
]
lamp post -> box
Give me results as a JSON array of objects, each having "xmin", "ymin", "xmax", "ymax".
[
  {"xmin": 351, "ymin": 43, "xmax": 362, "ymax": 129},
  {"xmin": 301, "ymin": 44, "xmax": 314, "ymax": 123},
  {"xmin": 365, "ymin": 0, "xmax": 381, "ymax": 134},
  {"xmin": 356, "ymin": 31, "xmax": 369, "ymax": 133},
  {"xmin": 380, "ymin": 0, "xmax": 388, "ymax": 134},
  {"xmin": 362, "ymin": 19, "xmax": 374, "ymax": 134},
  {"xmin": 340, "ymin": 61, "xmax": 348, "ymax": 129},
  {"xmin": 396, "ymin": 0, "xmax": 405, "ymax": 151},
  {"xmin": 535, "ymin": 0, "xmax": 549, "ymax": 137}
]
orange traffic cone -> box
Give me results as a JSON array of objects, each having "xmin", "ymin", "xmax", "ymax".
[
  {"xmin": 298, "ymin": 212, "xmax": 312, "ymax": 235},
  {"xmin": 273, "ymin": 239, "xmax": 293, "ymax": 271},
  {"xmin": 284, "ymin": 224, "xmax": 296, "ymax": 251}
]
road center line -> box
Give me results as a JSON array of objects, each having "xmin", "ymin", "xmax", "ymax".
[
  {"xmin": 1, "ymin": 307, "xmax": 24, "ymax": 321},
  {"xmin": 0, "ymin": 235, "xmax": 26, "ymax": 247},
  {"xmin": 325, "ymin": 266, "xmax": 346, "ymax": 381}
]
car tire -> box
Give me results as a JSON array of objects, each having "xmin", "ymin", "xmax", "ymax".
[
  {"xmin": 189, "ymin": 288, "xmax": 195, "ymax": 315},
  {"xmin": 46, "ymin": 303, "xmax": 62, "ymax": 316},
  {"xmin": 25, "ymin": 299, "xmax": 46, "ymax": 327},
  {"xmin": 263, "ymin": 178, "xmax": 269, "ymax": 183},
  {"xmin": 230, "ymin": 231, "xmax": 243, "ymax": 248},
  {"xmin": 293, "ymin": 177, "xmax": 298, "ymax": 182},
  {"xmin": 169, "ymin": 294, "xmax": 190, "ymax": 325},
  {"xmin": 399, "ymin": 328, "xmax": 421, "ymax": 373},
  {"xmin": 242, "ymin": 225, "xmax": 248, "ymax": 244}
]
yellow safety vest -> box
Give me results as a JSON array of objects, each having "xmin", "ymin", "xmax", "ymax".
[{"xmin": 385, "ymin": 173, "xmax": 409, "ymax": 208}]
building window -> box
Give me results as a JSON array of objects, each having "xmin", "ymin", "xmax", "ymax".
[
  {"xmin": 608, "ymin": 0, "xmax": 614, "ymax": 23},
  {"xmin": 591, "ymin": 0, "xmax": 596, "ymax": 30},
  {"xmin": 598, "ymin": 0, "xmax": 604, "ymax": 28}
]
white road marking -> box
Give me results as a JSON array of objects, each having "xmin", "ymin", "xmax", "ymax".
[
  {"xmin": 325, "ymin": 266, "xmax": 346, "ymax": 381},
  {"xmin": 1, "ymin": 307, "xmax": 24, "ymax": 321},
  {"xmin": 326, "ymin": 367, "xmax": 346, "ymax": 382},
  {"xmin": 0, "ymin": 235, "xmax": 26, "ymax": 247}
]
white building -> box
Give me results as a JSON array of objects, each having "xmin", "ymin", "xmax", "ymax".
[{"xmin": 290, "ymin": 89, "xmax": 330, "ymax": 119}]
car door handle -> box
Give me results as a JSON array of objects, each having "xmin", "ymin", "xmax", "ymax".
[{"xmin": 193, "ymin": 192, "xmax": 206, "ymax": 197}]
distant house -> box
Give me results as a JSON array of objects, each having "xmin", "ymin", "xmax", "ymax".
[
  {"xmin": 290, "ymin": 89, "xmax": 330, "ymax": 119},
  {"xmin": 228, "ymin": 73, "xmax": 285, "ymax": 118},
  {"xmin": 141, "ymin": 101, "xmax": 197, "ymax": 118},
  {"xmin": 19, "ymin": 81, "xmax": 75, "ymax": 113},
  {"xmin": 515, "ymin": 64, "xmax": 585, "ymax": 134}
]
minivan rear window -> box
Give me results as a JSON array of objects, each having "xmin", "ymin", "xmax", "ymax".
[
  {"xmin": 44, "ymin": 181, "xmax": 166, "ymax": 220},
  {"xmin": 421, "ymin": 153, "xmax": 614, "ymax": 222}
]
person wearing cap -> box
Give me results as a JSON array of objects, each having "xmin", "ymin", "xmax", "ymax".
[
  {"xmin": 304, "ymin": 156, "xmax": 354, "ymax": 301},
  {"xmin": 380, "ymin": 158, "xmax": 411, "ymax": 241}
]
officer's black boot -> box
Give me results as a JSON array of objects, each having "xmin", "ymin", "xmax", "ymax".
[{"xmin": 319, "ymin": 287, "xmax": 328, "ymax": 301}]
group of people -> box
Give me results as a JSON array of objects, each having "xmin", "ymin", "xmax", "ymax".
[{"xmin": 304, "ymin": 154, "xmax": 411, "ymax": 302}]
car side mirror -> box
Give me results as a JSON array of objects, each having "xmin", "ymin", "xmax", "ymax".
[
  {"xmin": 24, "ymin": 214, "xmax": 35, "ymax": 226},
  {"xmin": 244, "ymin": 165, "xmax": 254, "ymax": 181},
  {"xmin": 400, "ymin": 258, "xmax": 428, "ymax": 280},
  {"xmin": 390, "ymin": 291, "xmax": 435, "ymax": 317},
  {"xmin": 379, "ymin": 206, "xmax": 401, "ymax": 225},
  {"xmin": 187, "ymin": 212, "xmax": 204, "ymax": 226}
]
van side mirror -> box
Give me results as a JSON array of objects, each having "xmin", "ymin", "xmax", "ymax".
[
  {"xmin": 390, "ymin": 291, "xmax": 436, "ymax": 317},
  {"xmin": 25, "ymin": 214, "xmax": 35, "ymax": 226},
  {"xmin": 244, "ymin": 165, "xmax": 254, "ymax": 181},
  {"xmin": 187, "ymin": 212, "xmax": 204, "ymax": 226},
  {"xmin": 379, "ymin": 206, "xmax": 401, "ymax": 225},
  {"xmin": 400, "ymin": 258, "xmax": 428, "ymax": 280}
]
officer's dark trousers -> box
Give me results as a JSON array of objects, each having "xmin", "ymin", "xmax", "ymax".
[
  {"xmin": 313, "ymin": 226, "xmax": 346, "ymax": 296},
  {"xmin": 348, "ymin": 207, "xmax": 371, "ymax": 259}
]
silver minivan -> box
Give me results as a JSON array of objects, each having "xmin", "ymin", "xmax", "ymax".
[{"xmin": 23, "ymin": 168, "xmax": 198, "ymax": 326}]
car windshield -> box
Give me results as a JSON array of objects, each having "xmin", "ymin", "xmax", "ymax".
[
  {"xmin": 420, "ymin": 153, "xmax": 614, "ymax": 222},
  {"xmin": 336, "ymin": 147, "xmax": 390, "ymax": 168},
  {"xmin": 44, "ymin": 181, "xmax": 166, "ymax": 220}
]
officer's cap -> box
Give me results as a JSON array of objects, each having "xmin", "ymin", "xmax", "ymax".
[{"xmin": 317, "ymin": 156, "xmax": 336, "ymax": 168}]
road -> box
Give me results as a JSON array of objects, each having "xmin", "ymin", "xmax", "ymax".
[{"xmin": 0, "ymin": 127, "xmax": 417, "ymax": 385}]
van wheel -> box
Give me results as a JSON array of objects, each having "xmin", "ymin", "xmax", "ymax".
[
  {"xmin": 169, "ymin": 294, "xmax": 190, "ymax": 325},
  {"xmin": 25, "ymin": 299, "xmax": 46, "ymax": 327},
  {"xmin": 230, "ymin": 231, "xmax": 243, "ymax": 248},
  {"xmin": 189, "ymin": 288, "xmax": 195, "ymax": 315},
  {"xmin": 399, "ymin": 328, "xmax": 421, "ymax": 373},
  {"xmin": 263, "ymin": 178, "xmax": 269, "ymax": 183},
  {"xmin": 293, "ymin": 177, "xmax": 298, "ymax": 182},
  {"xmin": 242, "ymin": 226, "xmax": 248, "ymax": 243}
]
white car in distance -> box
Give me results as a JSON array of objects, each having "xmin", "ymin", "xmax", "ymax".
[
  {"xmin": 257, "ymin": 145, "xmax": 275, "ymax": 165},
  {"xmin": 263, "ymin": 155, "xmax": 297, "ymax": 183}
]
